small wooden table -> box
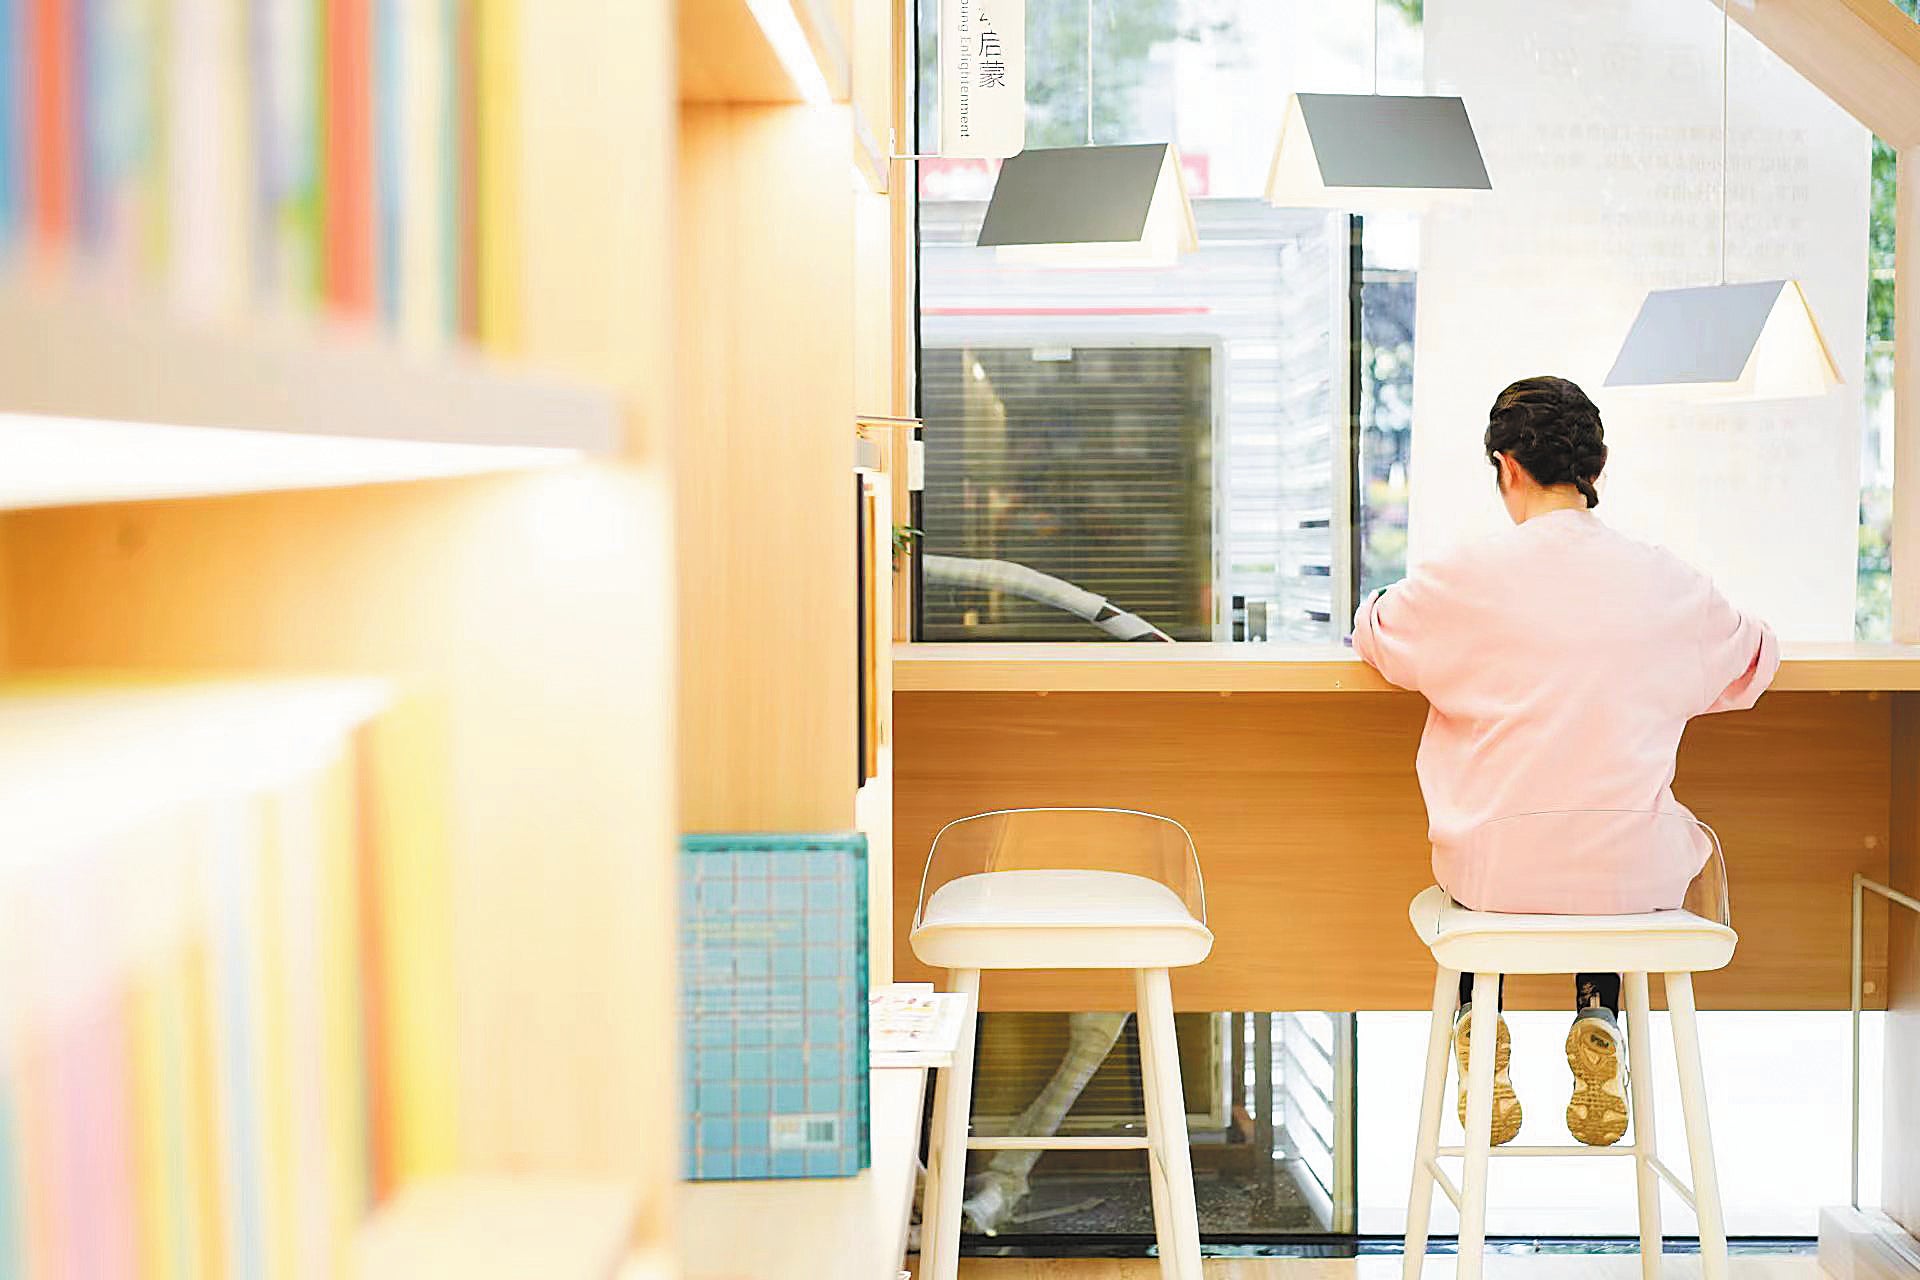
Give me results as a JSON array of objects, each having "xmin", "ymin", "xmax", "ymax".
[{"xmin": 681, "ymin": 1064, "xmax": 930, "ymax": 1280}]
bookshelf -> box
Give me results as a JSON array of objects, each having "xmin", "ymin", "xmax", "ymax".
[
  {"xmin": 0, "ymin": 282, "xmax": 622, "ymax": 509},
  {"xmin": 0, "ymin": 2, "xmax": 682, "ymax": 1278}
]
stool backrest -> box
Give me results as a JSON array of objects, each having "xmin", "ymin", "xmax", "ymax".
[
  {"xmin": 914, "ymin": 807, "xmax": 1205, "ymax": 929},
  {"xmin": 1467, "ymin": 808, "xmax": 1729, "ymax": 924}
]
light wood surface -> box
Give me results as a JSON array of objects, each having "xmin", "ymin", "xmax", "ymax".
[
  {"xmin": 679, "ymin": 0, "xmax": 850, "ymax": 104},
  {"xmin": 0, "ymin": 468, "xmax": 680, "ymax": 1207},
  {"xmin": 353, "ymin": 1177, "xmax": 637, "ymax": 1280},
  {"xmin": 682, "ymin": 1066, "xmax": 927, "ymax": 1280},
  {"xmin": 1888, "ymin": 695, "xmax": 1920, "ymax": 1238},
  {"xmin": 676, "ymin": 103, "xmax": 858, "ymax": 833},
  {"xmin": 895, "ymin": 642, "xmax": 1920, "ymax": 694},
  {"xmin": 892, "ymin": 690, "xmax": 1890, "ymax": 1011},
  {"xmin": 938, "ymin": 1255, "xmax": 1823, "ymax": 1280},
  {"xmin": 1727, "ymin": 0, "xmax": 1920, "ymax": 149}
]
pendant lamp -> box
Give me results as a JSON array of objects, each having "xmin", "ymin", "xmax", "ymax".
[
  {"xmin": 1265, "ymin": 0, "xmax": 1490, "ymax": 210},
  {"xmin": 979, "ymin": 142, "xmax": 1197, "ymax": 266},
  {"xmin": 976, "ymin": 0, "xmax": 1196, "ymax": 266},
  {"xmin": 1605, "ymin": 1, "xmax": 1840, "ymax": 401}
]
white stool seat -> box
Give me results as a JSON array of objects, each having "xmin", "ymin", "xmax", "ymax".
[
  {"xmin": 1408, "ymin": 885, "xmax": 1737, "ymax": 975},
  {"xmin": 912, "ymin": 869, "xmax": 1214, "ymax": 970}
]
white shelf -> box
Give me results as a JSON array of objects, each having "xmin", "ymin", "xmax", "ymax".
[{"xmin": 0, "ymin": 283, "xmax": 623, "ymax": 510}]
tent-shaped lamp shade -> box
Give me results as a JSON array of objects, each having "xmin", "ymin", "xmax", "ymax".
[
  {"xmin": 978, "ymin": 143, "xmax": 1198, "ymax": 267},
  {"xmin": 1604, "ymin": 279, "xmax": 1841, "ymax": 402},
  {"xmin": 1266, "ymin": 93, "xmax": 1491, "ymax": 210}
]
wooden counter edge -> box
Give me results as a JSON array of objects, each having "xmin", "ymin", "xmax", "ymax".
[{"xmin": 893, "ymin": 642, "xmax": 1920, "ymax": 694}]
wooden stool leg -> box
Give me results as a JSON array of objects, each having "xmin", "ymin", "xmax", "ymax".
[
  {"xmin": 921, "ymin": 968, "xmax": 979, "ymax": 1280},
  {"xmin": 1624, "ymin": 972, "xmax": 1662, "ymax": 1280},
  {"xmin": 1134, "ymin": 981, "xmax": 1178, "ymax": 1274},
  {"xmin": 1457, "ymin": 972, "xmax": 1500, "ymax": 1280},
  {"xmin": 1666, "ymin": 972, "xmax": 1727, "ymax": 1280},
  {"xmin": 1138, "ymin": 967, "xmax": 1202, "ymax": 1280},
  {"xmin": 1403, "ymin": 966, "xmax": 1459, "ymax": 1280}
]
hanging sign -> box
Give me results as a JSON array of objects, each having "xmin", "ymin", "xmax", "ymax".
[{"xmin": 938, "ymin": 0, "xmax": 1025, "ymax": 159}]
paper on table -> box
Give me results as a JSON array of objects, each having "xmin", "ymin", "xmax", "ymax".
[{"xmin": 869, "ymin": 983, "xmax": 970, "ymax": 1068}]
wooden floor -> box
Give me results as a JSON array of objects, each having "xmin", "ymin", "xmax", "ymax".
[{"xmin": 940, "ymin": 1256, "xmax": 1823, "ymax": 1280}]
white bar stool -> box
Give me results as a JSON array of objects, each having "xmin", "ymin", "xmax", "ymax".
[
  {"xmin": 910, "ymin": 807, "xmax": 1213, "ymax": 1280},
  {"xmin": 1402, "ymin": 813, "xmax": 1738, "ymax": 1280}
]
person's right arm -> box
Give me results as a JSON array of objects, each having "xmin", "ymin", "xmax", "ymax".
[{"xmin": 1352, "ymin": 572, "xmax": 1437, "ymax": 693}]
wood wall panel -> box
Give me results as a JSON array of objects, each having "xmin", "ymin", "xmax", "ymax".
[
  {"xmin": 893, "ymin": 690, "xmax": 1890, "ymax": 1012},
  {"xmin": 1887, "ymin": 694, "xmax": 1920, "ymax": 1236},
  {"xmin": 676, "ymin": 104, "xmax": 857, "ymax": 833}
]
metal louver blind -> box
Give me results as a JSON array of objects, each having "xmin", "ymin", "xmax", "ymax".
[{"xmin": 920, "ymin": 346, "xmax": 1213, "ymax": 641}]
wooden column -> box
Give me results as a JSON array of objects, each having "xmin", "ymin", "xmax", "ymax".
[{"xmin": 675, "ymin": 104, "xmax": 857, "ymax": 833}]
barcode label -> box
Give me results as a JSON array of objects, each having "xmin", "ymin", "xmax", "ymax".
[{"xmin": 770, "ymin": 1114, "xmax": 841, "ymax": 1150}]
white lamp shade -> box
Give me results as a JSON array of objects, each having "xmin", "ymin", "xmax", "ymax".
[
  {"xmin": 1604, "ymin": 279, "xmax": 1841, "ymax": 402},
  {"xmin": 978, "ymin": 143, "xmax": 1198, "ymax": 267},
  {"xmin": 1265, "ymin": 93, "xmax": 1491, "ymax": 211}
]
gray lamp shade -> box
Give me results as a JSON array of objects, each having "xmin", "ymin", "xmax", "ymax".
[
  {"xmin": 1605, "ymin": 279, "xmax": 1841, "ymax": 402},
  {"xmin": 978, "ymin": 143, "xmax": 1198, "ymax": 264},
  {"xmin": 1266, "ymin": 93, "xmax": 1491, "ymax": 209}
]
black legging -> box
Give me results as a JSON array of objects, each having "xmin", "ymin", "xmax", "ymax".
[{"xmin": 1459, "ymin": 972, "xmax": 1621, "ymax": 1016}]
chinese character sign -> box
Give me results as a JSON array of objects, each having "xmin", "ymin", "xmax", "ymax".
[{"xmin": 939, "ymin": 0, "xmax": 1024, "ymax": 159}]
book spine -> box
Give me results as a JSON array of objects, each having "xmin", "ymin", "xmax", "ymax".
[
  {"xmin": 473, "ymin": 0, "xmax": 516, "ymax": 351},
  {"xmin": 0, "ymin": 0, "xmax": 19, "ymax": 248},
  {"xmin": 27, "ymin": 0, "xmax": 74, "ymax": 249},
  {"xmin": 320, "ymin": 0, "xmax": 371, "ymax": 312},
  {"xmin": 396, "ymin": 0, "xmax": 448, "ymax": 348}
]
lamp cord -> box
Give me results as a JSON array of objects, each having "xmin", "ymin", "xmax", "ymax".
[
  {"xmin": 1720, "ymin": 0, "xmax": 1729, "ymax": 285},
  {"xmin": 1087, "ymin": 0, "xmax": 1095, "ymax": 144}
]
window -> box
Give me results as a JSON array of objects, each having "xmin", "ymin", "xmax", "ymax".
[
  {"xmin": 922, "ymin": 345, "xmax": 1215, "ymax": 641},
  {"xmin": 914, "ymin": 0, "xmax": 1409, "ymax": 644}
]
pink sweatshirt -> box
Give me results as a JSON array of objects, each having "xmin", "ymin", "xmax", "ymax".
[{"xmin": 1352, "ymin": 508, "xmax": 1779, "ymax": 914}]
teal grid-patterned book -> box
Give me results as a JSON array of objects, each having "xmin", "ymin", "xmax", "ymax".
[{"xmin": 680, "ymin": 833, "xmax": 870, "ymax": 1180}]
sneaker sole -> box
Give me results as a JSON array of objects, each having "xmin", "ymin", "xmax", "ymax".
[
  {"xmin": 1454, "ymin": 1014, "xmax": 1522, "ymax": 1146},
  {"xmin": 1565, "ymin": 1018, "xmax": 1629, "ymax": 1147}
]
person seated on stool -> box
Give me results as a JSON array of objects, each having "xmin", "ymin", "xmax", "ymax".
[{"xmin": 1351, "ymin": 375, "xmax": 1778, "ymax": 1148}]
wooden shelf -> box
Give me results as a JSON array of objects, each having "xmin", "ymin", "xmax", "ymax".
[
  {"xmin": 0, "ymin": 283, "xmax": 622, "ymax": 509},
  {"xmin": 0, "ymin": 676, "xmax": 392, "ymax": 852},
  {"xmin": 354, "ymin": 1178, "xmax": 640, "ymax": 1280},
  {"xmin": 895, "ymin": 641, "xmax": 1920, "ymax": 694},
  {"xmin": 679, "ymin": 0, "xmax": 851, "ymax": 104}
]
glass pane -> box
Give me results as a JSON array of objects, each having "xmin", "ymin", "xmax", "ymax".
[
  {"xmin": 956, "ymin": 1010, "xmax": 1354, "ymax": 1241},
  {"xmin": 914, "ymin": 0, "xmax": 1420, "ymax": 644},
  {"xmin": 1358, "ymin": 1009, "xmax": 1880, "ymax": 1236},
  {"xmin": 919, "ymin": 204, "xmax": 1350, "ymax": 643}
]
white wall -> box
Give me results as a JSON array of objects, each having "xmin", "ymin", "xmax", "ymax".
[{"xmin": 1408, "ymin": 0, "xmax": 1869, "ymax": 640}]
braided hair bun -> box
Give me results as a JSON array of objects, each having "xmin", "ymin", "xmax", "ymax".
[{"xmin": 1484, "ymin": 375, "xmax": 1608, "ymax": 508}]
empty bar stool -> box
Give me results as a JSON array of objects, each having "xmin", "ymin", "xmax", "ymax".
[
  {"xmin": 911, "ymin": 808, "xmax": 1212, "ymax": 1280},
  {"xmin": 1402, "ymin": 810, "xmax": 1737, "ymax": 1280}
]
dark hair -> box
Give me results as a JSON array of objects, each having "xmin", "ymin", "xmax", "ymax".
[{"xmin": 1484, "ymin": 375, "xmax": 1608, "ymax": 508}]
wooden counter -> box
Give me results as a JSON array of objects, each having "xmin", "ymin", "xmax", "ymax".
[
  {"xmin": 891, "ymin": 641, "xmax": 1920, "ymax": 1014},
  {"xmin": 895, "ymin": 640, "xmax": 1920, "ymax": 693}
]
